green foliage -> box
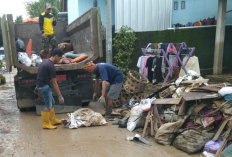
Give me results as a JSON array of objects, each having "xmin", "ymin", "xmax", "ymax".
[
  {"xmin": 113, "ymin": 26, "xmax": 137, "ymax": 76},
  {"xmin": 25, "ymin": 0, "xmax": 61, "ymax": 18},
  {"xmin": 15, "ymin": 15, "xmax": 23, "ymax": 24},
  {"xmin": 0, "ymin": 74, "xmax": 6, "ymax": 84},
  {"xmin": 0, "ymin": 17, "xmax": 2, "ymax": 47},
  {"xmin": 0, "ymin": 60, "xmax": 3, "ymax": 69}
]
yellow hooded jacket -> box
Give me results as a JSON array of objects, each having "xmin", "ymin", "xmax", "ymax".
[{"xmin": 39, "ymin": 12, "xmax": 56, "ymax": 35}]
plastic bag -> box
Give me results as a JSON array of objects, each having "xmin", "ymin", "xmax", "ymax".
[
  {"xmin": 31, "ymin": 54, "xmax": 42, "ymax": 67},
  {"xmin": 139, "ymin": 98, "xmax": 156, "ymax": 112},
  {"xmin": 218, "ymin": 87, "xmax": 232, "ymax": 96},
  {"xmin": 203, "ymin": 137, "xmax": 225, "ymax": 154},
  {"xmin": 18, "ymin": 52, "xmax": 31, "ymax": 67},
  {"xmin": 127, "ymin": 121, "xmax": 136, "ymax": 132},
  {"xmin": 127, "ymin": 105, "xmax": 143, "ymax": 132},
  {"xmin": 15, "ymin": 38, "xmax": 25, "ymax": 52}
]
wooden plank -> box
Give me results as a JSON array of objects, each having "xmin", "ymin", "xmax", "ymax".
[
  {"xmin": 181, "ymin": 92, "xmax": 219, "ymax": 101},
  {"xmin": 178, "ymin": 99, "xmax": 187, "ymax": 116},
  {"xmin": 6, "ymin": 14, "xmax": 18, "ymax": 65},
  {"xmin": 1, "ymin": 15, "xmax": 12, "ymax": 72},
  {"xmin": 153, "ymin": 98, "xmax": 181, "ymax": 105},
  {"xmin": 181, "ymin": 79, "xmax": 209, "ymax": 84},
  {"xmin": 142, "ymin": 110, "xmax": 151, "ymax": 137},
  {"xmin": 215, "ymin": 128, "xmax": 231, "ymax": 157},
  {"xmin": 213, "ymin": 119, "xmax": 229, "ymax": 141}
]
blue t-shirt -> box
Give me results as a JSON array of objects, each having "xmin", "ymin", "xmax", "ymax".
[{"xmin": 96, "ymin": 63, "xmax": 124, "ymax": 85}]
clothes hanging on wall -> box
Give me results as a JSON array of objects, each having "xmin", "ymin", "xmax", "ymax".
[{"xmin": 179, "ymin": 56, "xmax": 200, "ymax": 77}]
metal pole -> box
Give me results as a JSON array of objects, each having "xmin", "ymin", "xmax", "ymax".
[
  {"xmin": 105, "ymin": 0, "xmax": 112, "ymax": 64},
  {"xmin": 213, "ymin": 0, "xmax": 227, "ymax": 75}
]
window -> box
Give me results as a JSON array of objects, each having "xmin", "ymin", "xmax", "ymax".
[
  {"xmin": 174, "ymin": 2, "xmax": 178, "ymax": 10},
  {"xmin": 181, "ymin": 1, "xmax": 185, "ymax": 9}
]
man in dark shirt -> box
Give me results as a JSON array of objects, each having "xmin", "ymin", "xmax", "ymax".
[
  {"xmin": 84, "ymin": 61, "xmax": 124, "ymax": 118},
  {"xmin": 39, "ymin": 3, "xmax": 57, "ymax": 57},
  {"xmin": 37, "ymin": 48, "xmax": 64, "ymax": 129}
]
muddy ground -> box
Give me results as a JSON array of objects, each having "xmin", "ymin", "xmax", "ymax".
[{"xmin": 0, "ymin": 69, "xmax": 199, "ymax": 157}]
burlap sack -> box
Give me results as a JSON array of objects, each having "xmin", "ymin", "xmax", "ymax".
[
  {"xmin": 155, "ymin": 118, "xmax": 185, "ymax": 145},
  {"xmin": 173, "ymin": 129, "xmax": 214, "ymax": 154}
]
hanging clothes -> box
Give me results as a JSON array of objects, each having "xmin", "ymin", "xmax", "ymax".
[
  {"xmin": 145, "ymin": 56, "xmax": 155, "ymax": 83},
  {"xmin": 137, "ymin": 56, "xmax": 143, "ymax": 73},
  {"xmin": 137, "ymin": 56, "xmax": 149, "ymax": 77},
  {"xmin": 179, "ymin": 56, "xmax": 200, "ymax": 77},
  {"xmin": 152, "ymin": 57, "xmax": 157, "ymax": 83},
  {"xmin": 155, "ymin": 57, "xmax": 163, "ymax": 83}
]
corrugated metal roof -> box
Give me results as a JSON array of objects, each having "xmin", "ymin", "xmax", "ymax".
[{"xmin": 115, "ymin": 0, "xmax": 172, "ymax": 32}]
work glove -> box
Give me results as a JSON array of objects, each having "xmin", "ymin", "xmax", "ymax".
[
  {"xmin": 58, "ymin": 95, "xmax": 65, "ymax": 105},
  {"xmin": 93, "ymin": 93, "xmax": 97, "ymax": 101},
  {"xmin": 34, "ymin": 87, "xmax": 38, "ymax": 95},
  {"xmin": 98, "ymin": 96, "xmax": 106, "ymax": 106}
]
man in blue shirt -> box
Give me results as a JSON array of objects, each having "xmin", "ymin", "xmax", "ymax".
[{"xmin": 84, "ymin": 61, "xmax": 124, "ymax": 118}]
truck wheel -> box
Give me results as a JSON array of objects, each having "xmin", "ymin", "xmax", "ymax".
[{"xmin": 82, "ymin": 102, "xmax": 90, "ymax": 106}]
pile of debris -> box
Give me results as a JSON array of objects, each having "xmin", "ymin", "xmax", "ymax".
[
  {"xmin": 16, "ymin": 38, "xmax": 88, "ymax": 67},
  {"xmin": 114, "ymin": 70, "xmax": 232, "ymax": 156}
]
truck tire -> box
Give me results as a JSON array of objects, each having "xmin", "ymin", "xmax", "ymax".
[{"xmin": 82, "ymin": 101, "xmax": 90, "ymax": 106}]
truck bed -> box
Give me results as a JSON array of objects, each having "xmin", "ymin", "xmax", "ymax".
[{"xmin": 1, "ymin": 8, "xmax": 102, "ymax": 74}]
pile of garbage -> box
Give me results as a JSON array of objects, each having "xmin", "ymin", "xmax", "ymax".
[
  {"xmin": 114, "ymin": 70, "xmax": 232, "ymax": 156},
  {"xmin": 16, "ymin": 38, "xmax": 88, "ymax": 67}
]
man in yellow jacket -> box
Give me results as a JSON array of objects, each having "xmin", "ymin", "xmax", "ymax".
[{"xmin": 39, "ymin": 3, "xmax": 57, "ymax": 55}]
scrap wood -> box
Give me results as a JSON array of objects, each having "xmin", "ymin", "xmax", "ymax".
[
  {"xmin": 201, "ymin": 100, "xmax": 231, "ymax": 117},
  {"xmin": 215, "ymin": 128, "xmax": 231, "ymax": 157},
  {"xmin": 213, "ymin": 100, "xmax": 226, "ymax": 108},
  {"xmin": 191, "ymin": 83, "xmax": 228, "ymax": 92},
  {"xmin": 147, "ymin": 83, "xmax": 175, "ymax": 99},
  {"xmin": 213, "ymin": 119, "xmax": 230, "ymax": 141},
  {"xmin": 142, "ymin": 105, "xmax": 161, "ymax": 137},
  {"xmin": 181, "ymin": 92, "xmax": 219, "ymax": 101},
  {"xmin": 181, "ymin": 79, "xmax": 209, "ymax": 84},
  {"xmin": 178, "ymin": 99, "xmax": 187, "ymax": 116},
  {"xmin": 153, "ymin": 98, "xmax": 181, "ymax": 105}
]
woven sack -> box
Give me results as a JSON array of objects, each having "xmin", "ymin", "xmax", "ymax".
[
  {"xmin": 123, "ymin": 71, "xmax": 149, "ymax": 94},
  {"xmin": 155, "ymin": 118, "xmax": 185, "ymax": 145},
  {"xmin": 112, "ymin": 98, "xmax": 122, "ymax": 108},
  {"xmin": 173, "ymin": 129, "xmax": 215, "ymax": 154},
  {"xmin": 120, "ymin": 89, "xmax": 145, "ymax": 105}
]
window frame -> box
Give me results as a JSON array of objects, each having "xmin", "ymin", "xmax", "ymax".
[
  {"xmin": 181, "ymin": 1, "xmax": 185, "ymax": 10},
  {"xmin": 174, "ymin": 1, "xmax": 178, "ymax": 10}
]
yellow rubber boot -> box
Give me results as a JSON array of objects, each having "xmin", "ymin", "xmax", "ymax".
[
  {"xmin": 41, "ymin": 111, "xmax": 57, "ymax": 129},
  {"xmin": 49, "ymin": 108, "xmax": 62, "ymax": 125}
]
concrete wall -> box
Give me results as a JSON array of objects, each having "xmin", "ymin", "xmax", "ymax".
[{"xmin": 172, "ymin": 0, "xmax": 232, "ymax": 25}]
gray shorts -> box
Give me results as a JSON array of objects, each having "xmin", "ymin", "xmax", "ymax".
[{"xmin": 106, "ymin": 82, "xmax": 123, "ymax": 100}]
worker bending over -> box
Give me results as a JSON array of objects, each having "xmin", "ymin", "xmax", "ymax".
[{"xmin": 84, "ymin": 60, "xmax": 124, "ymax": 118}]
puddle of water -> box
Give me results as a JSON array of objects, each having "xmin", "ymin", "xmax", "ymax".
[{"xmin": 0, "ymin": 86, "xmax": 12, "ymax": 90}]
